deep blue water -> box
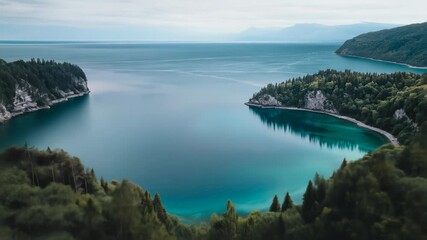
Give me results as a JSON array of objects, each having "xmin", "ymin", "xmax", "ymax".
[{"xmin": 0, "ymin": 43, "xmax": 425, "ymax": 222}]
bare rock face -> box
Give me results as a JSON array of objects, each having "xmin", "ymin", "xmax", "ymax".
[
  {"xmin": 0, "ymin": 77, "xmax": 90, "ymax": 124},
  {"xmin": 394, "ymin": 108, "xmax": 418, "ymax": 129},
  {"xmin": 250, "ymin": 94, "xmax": 281, "ymax": 106},
  {"xmin": 393, "ymin": 109, "xmax": 408, "ymax": 120},
  {"xmin": 0, "ymin": 104, "xmax": 12, "ymax": 123},
  {"xmin": 13, "ymin": 85, "xmax": 38, "ymax": 114},
  {"xmin": 304, "ymin": 90, "xmax": 337, "ymax": 113},
  {"xmin": 73, "ymin": 76, "xmax": 89, "ymax": 92}
]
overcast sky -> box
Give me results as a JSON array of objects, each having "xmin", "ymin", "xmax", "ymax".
[{"xmin": 0, "ymin": 0, "xmax": 426, "ymax": 39}]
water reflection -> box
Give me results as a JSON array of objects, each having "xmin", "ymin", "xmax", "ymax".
[
  {"xmin": 249, "ymin": 106, "xmax": 387, "ymax": 152},
  {"xmin": 0, "ymin": 95, "xmax": 90, "ymax": 150}
]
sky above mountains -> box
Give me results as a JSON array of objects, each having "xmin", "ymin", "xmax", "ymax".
[{"xmin": 0, "ymin": 0, "xmax": 426, "ymax": 40}]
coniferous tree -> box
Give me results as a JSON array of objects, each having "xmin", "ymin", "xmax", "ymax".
[
  {"xmin": 269, "ymin": 194, "xmax": 281, "ymax": 212},
  {"xmin": 302, "ymin": 180, "xmax": 317, "ymax": 223},
  {"xmin": 341, "ymin": 158, "xmax": 347, "ymax": 170},
  {"xmin": 315, "ymin": 173, "xmax": 327, "ymax": 203},
  {"xmin": 90, "ymin": 168, "xmax": 96, "ymax": 182},
  {"xmin": 100, "ymin": 177, "xmax": 108, "ymax": 193},
  {"xmin": 153, "ymin": 193, "xmax": 168, "ymax": 225},
  {"xmin": 223, "ymin": 200, "xmax": 238, "ymax": 240},
  {"xmin": 83, "ymin": 197, "xmax": 103, "ymax": 239},
  {"xmin": 281, "ymin": 192, "xmax": 293, "ymax": 212},
  {"xmin": 111, "ymin": 180, "xmax": 141, "ymax": 240},
  {"xmin": 277, "ymin": 214, "xmax": 286, "ymax": 238},
  {"xmin": 141, "ymin": 191, "xmax": 154, "ymax": 214}
]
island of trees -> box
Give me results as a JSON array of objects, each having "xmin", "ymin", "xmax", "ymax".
[
  {"xmin": 0, "ymin": 70, "xmax": 426, "ymax": 239},
  {"xmin": 336, "ymin": 22, "xmax": 427, "ymax": 67}
]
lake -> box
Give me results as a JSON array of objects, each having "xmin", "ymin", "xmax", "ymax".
[{"xmin": 1, "ymin": 42, "xmax": 426, "ymax": 222}]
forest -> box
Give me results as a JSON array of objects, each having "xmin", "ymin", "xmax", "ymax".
[
  {"xmin": 0, "ymin": 58, "xmax": 88, "ymax": 108},
  {"xmin": 335, "ymin": 22, "xmax": 427, "ymax": 67},
  {"xmin": 0, "ymin": 123, "xmax": 426, "ymax": 239},
  {"xmin": 251, "ymin": 70, "xmax": 427, "ymax": 145},
  {"xmin": 0, "ymin": 69, "xmax": 426, "ymax": 239}
]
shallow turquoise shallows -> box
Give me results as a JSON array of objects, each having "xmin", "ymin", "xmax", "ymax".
[{"xmin": 1, "ymin": 43, "xmax": 426, "ymax": 222}]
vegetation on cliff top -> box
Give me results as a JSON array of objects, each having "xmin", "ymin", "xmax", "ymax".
[
  {"xmin": 251, "ymin": 70, "xmax": 427, "ymax": 145},
  {"xmin": 0, "ymin": 58, "xmax": 88, "ymax": 108},
  {"xmin": 0, "ymin": 66, "xmax": 426, "ymax": 239},
  {"xmin": 336, "ymin": 22, "xmax": 427, "ymax": 67}
]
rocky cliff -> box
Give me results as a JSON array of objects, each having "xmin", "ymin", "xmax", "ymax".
[
  {"xmin": 0, "ymin": 59, "xmax": 89, "ymax": 123},
  {"xmin": 249, "ymin": 94, "xmax": 282, "ymax": 106},
  {"xmin": 304, "ymin": 90, "xmax": 337, "ymax": 113},
  {"xmin": 249, "ymin": 90, "xmax": 337, "ymax": 114}
]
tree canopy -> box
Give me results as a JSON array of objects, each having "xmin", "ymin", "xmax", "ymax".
[
  {"xmin": 336, "ymin": 22, "xmax": 427, "ymax": 67},
  {"xmin": 251, "ymin": 70, "xmax": 427, "ymax": 144},
  {"xmin": 0, "ymin": 58, "xmax": 88, "ymax": 109}
]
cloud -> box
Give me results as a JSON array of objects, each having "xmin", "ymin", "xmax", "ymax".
[{"xmin": 0, "ymin": 0, "xmax": 426, "ymax": 33}]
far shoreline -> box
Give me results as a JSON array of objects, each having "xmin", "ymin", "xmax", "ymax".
[
  {"xmin": 245, "ymin": 102, "xmax": 399, "ymax": 146},
  {"xmin": 337, "ymin": 54, "xmax": 427, "ymax": 70}
]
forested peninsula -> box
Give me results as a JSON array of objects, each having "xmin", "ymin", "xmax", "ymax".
[
  {"xmin": 336, "ymin": 22, "xmax": 427, "ymax": 67},
  {"xmin": 248, "ymin": 70, "xmax": 427, "ymax": 145},
  {"xmin": 0, "ymin": 69, "xmax": 426, "ymax": 239},
  {"xmin": 0, "ymin": 59, "xmax": 89, "ymax": 123}
]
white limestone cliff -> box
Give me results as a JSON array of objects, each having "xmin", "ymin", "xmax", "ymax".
[
  {"xmin": 304, "ymin": 90, "xmax": 337, "ymax": 114},
  {"xmin": 250, "ymin": 94, "xmax": 281, "ymax": 106},
  {"xmin": 0, "ymin": 77, "xmax": 89, "ymax": 124}
]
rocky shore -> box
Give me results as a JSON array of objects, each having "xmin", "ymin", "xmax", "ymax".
[
  {"xmin": 0, "ymin": 59, "xmax": 91, "ymax": 124},
  {"xmin": 0, "ymin": 90, "xmax": 90, "ymax": 124}
]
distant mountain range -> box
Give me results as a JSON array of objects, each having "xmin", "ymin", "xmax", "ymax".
[
  {"xmin": 1, "ymin": 22, "xmax": 400, "ymax": 43},
  {"xmin": 336, "ymin": 22, "xmax": 427, "ymax": 67},
  {"xmin": 235, "ymin": 23, "xmax": 400, "ymax": 43}
]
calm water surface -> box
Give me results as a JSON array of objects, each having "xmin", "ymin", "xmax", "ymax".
[{"xmin": 1, "ymin": 43, "xmax": 426, "ymax": 222}]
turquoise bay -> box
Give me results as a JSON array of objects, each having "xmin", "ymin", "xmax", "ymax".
[{"xmin": 1, "ymin": 43, "xmax": 426, "ymax": 222}]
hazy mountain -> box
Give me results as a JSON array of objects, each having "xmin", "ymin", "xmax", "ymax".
[
  {"xmin": 236, "ymin": 23, "xmax": 400, "ymax": 43},
  {"xmin": 336, "ymin": 22, "xmax": 427, "ymax": 67},
  {"xmin": 1, "ymin": 22, "xmax": 400, "ymax": 43},
  {"xmin": 0, "ymin": 23, "xmax": 225, "ymax": 42}
]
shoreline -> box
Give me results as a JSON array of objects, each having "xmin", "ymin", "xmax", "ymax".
[
  {"xmin": 245, "ymin": 102, "xmax": 399, "ymax": 146},
  {"xmin": 1, "ymin": 91, "xmax": 90, "ymax": 124},
  {"xmin": 337, "ymin": 54, "xmax": 427, "ymax": 70}
]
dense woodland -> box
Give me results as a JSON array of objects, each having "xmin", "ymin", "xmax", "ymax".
[
  {"xmin": 251, "ymin": 70, "xmax": 427, "ymax": 145},
  {"xmin": 336, "ymin": 22, "xmax": 427, "ymax": 67},
  {"xmin": 0, "ymin": 124, "xmax": 426, "ymax": 239},
  {"xmin": 1, "ymin": 63, "xmax": 426, "ymax": 239},
  {"xmin": 0, "ymin": 58, "xmax": 88, "ymax": 108}
]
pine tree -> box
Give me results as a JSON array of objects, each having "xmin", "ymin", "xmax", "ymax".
[
  {"xmin": 90, "ymin": 168, "xmax": 97, "ymax": 182},
  {"xmin": 153, "ymin": 193, "xmax": 168, "ymax": 225},
  {"xmin": 341, "ymin": 158, "xmax": 347, "ymax": 169},
  {"xmin": 281, "ymin": 192, "xmax": 293, "ymax": 212},
  {"xmin": 302, "ymin": 180, "xmax": 317, "ymax": 222},
  {"xmin": 141, "ymin": 191, "xmax": 154, "ymax": 214},
  {"xmin": 100, "ymin": 177, "xmax": 108, "ymax": 193},
  {"xmin": 83, "ymin": 197, "xmax": 103, "ymax": 239},
  {"xmin": 269, "ymin": 194, "xmax": 281, "ymax": 212},
  {"xmin": 111, "ymin": 180, "xmax": 141, "ymax": 240},
  {"xmin": 277, "ymin": 214, "xmax": 286, "ymax": 238},
  {"xmin": 223, "ymin": 200, "xmax": 238, "ymax": 239},
  {"xmin": 315, "ymin": 173, "xmax": 327, "ymax": 203}
]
